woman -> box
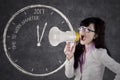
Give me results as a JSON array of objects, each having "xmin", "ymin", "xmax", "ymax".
[{"xmin": 64, "ymin": 17, "xmax": 120, "ymax": 80}]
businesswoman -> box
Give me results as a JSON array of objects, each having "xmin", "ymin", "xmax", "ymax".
[{"xmin": 64, "ymin": 17, "xmax": 120, "ymax": 80}]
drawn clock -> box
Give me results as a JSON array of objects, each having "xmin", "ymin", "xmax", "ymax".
[{"xmin": 3, "ymin": 4, "xmax": 74, "ymax": 76}]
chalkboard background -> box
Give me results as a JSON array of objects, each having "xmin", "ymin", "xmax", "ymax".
[{"xmin": 0, "ymin": 0, "xmax": 120, "ymax": 80}]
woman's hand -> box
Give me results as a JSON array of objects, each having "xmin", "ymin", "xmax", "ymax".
[{"xmin": 64, "ymin": 42, "xmax": 76, "ymax": 61}]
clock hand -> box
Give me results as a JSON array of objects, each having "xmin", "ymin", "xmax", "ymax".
[
  {"xmin": 37, "ymin": 25, "xmax": 41, "ymax": 46},
  {"xmin": 39, "ymin": 22, "xmax": 47, "ymax": 46}
]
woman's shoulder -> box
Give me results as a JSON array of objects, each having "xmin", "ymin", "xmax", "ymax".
[
  {"xmin": 92, "ymin": 48, "xmax": 108, "ymax": 62},
  {"xmin": 94, "ymin": 48, "xmax": 107, "ymax": 53},
  {"xmin": 93, "ymin": 48, "xmax": 108, "ymax": 58}
]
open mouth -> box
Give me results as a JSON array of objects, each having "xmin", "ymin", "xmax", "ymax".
[{"xmin": 81, "ymin": 35, "xmax": 86, "ymax": 41}]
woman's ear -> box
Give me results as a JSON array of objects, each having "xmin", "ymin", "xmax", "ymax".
[{"xmin": 94, "ymin": 34, "xmax": 98, "ymax": 39}]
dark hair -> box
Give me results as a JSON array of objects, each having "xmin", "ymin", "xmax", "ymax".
[{"xmin": 74, "ymin": 17, "xmax": 110, "ymax": 69}]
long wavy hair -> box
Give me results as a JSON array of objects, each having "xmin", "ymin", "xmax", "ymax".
[{"xmin": 74, "ymin": 17, "xmax": 110, "ymax": 69}]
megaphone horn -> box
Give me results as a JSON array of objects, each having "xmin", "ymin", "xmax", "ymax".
[{"xmin": 48, "ymin": 26, "xmax": 80, "ymax": 46}]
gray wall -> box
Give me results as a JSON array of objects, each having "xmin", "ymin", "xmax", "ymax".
[{"xmin": 0, "ymin": 0, "xmax": 120, "ymax": 80}]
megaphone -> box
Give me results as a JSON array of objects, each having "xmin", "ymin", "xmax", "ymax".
[{"xmin": 48, "ymin": 26, "xmax": 80, "ymax": 46}]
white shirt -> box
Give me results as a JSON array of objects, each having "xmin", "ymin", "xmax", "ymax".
[{"xmin": 65, "ymin": 48, "xmax": 120, "ymax": 80}]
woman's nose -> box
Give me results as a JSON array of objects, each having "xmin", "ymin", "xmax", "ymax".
[{"xmin": 79, "ymin": 29, "xmax": 85, "ymax": 35}]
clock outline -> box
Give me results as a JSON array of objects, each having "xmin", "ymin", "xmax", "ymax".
[{"xmin": 3, "ymin": 4, "xmax": 74, "ymax": 76}]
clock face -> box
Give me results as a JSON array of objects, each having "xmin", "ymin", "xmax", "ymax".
[{"xmin": 3, "ymin": 5, "xmax": 73, "ymax": 76}]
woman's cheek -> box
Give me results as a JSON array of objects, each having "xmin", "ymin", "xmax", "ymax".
[{"xmin": 86, "ymin": 35, "xmax": 94, "ymax": 44}]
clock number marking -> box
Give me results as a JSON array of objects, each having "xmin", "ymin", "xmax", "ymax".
[
  {"xmin": 31, "ymin": 68, "xmax": 34, "ymax": 72},
  {"xmin": 12, "ymin": 22, "xmax": 15, "ymax": 25},
  {"xmin": 59, "ymin": 60, "xmax": 62, "ymax": 64},
  {"xmin": 8, "ymin": 47, "xmax": 11, "ymax": 50},
  {"xmin": 62, "ymin": 21, "xmax": 65, "ymax": 24},
  {"xmin": 50, "ymin": 12, "xmax": 54, "ymax": 15},
  {"xmin": 46, "ymin": 68, "xmax": 48, "ymax": 72},
  {"xmin": 7, "ymin": 36, "xmax": 10, "ymax": 38},
  {"xmin": 24, "ymin": 11, "xmax": 27, "ymax": 15},
  {"xmin": 15, "ymin": 59, "xmax": 18, "ymax": 62}
]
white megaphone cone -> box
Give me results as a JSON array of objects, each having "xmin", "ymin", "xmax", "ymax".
[{"xmin": 48, "ymin": 26, "xmax": 80, "ymax": 46}]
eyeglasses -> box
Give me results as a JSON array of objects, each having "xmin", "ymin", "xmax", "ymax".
[{"xmin": 78, "ymin": 27, "xmax": 95, "ymax": 33}]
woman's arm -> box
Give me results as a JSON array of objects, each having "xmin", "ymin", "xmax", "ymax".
[
  {"xmin": 98, "ymin": 49, "xmax": 120, "ymax": 80},
  {"xmin": 64, "ymin": 42, "xmax": 76, "ymax": 78},
  {"xmin": 65, "ymin": 57, "xmax": 75, "ymax": 78}
]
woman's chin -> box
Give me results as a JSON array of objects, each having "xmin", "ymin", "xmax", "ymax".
[{"xmin": 80, "ymin": 41, "xmax": 86, "ymax": 45}]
